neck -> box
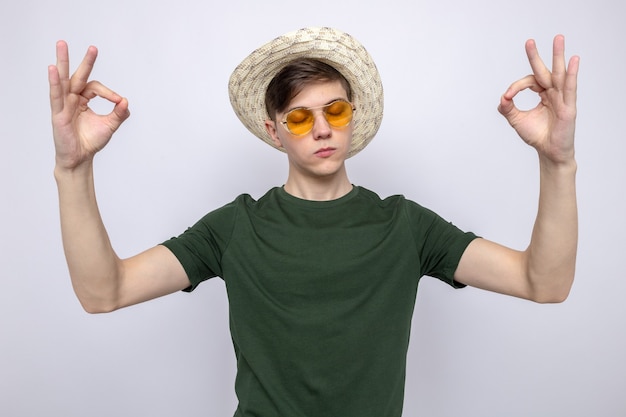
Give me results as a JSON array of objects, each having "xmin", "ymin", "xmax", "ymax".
[{"xmin": 283, "ymin": 168, "xmax": 353, "ymax": 201}]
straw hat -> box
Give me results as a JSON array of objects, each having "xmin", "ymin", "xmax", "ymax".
[{"xmin": 228, "ymin": 27, "xmax": 384, "ymax": 158}]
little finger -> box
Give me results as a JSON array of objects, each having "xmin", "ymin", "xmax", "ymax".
[{"xmin": 48, "ymin": 65, "xmax": 64, "ymax": 115}]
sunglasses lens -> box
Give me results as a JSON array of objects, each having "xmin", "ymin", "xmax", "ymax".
[
  {"xmin": 325, "ymin": 101, "xmax": 353, "ymax": 127},
  {"xmin": 285, "ymin": 109, "xmax": 314, "ymax": 136},
  {"xmin": 283, "ymin": 100, "xmax": 354, "ymax": 135}
]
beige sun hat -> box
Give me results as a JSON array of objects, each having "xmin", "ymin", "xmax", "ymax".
[{"xmin": 228, "ymin": 27, "xmax": 384, "ymax": 158}]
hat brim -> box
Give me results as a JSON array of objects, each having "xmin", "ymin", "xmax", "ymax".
[{"xmin": 228, "ymin": 27, "xmax": 384, "ymax": 158}]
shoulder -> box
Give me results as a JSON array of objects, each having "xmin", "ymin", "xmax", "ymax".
[
  {"xmin": 200, "ymin": 188, "xmax": 281, "ymax": 218},
  {"xmin": 355, "ymin": 186, "xmax": 408, "ymax": 207},
  {"xmin": 355, "ymin": 186, "xmax": 436, "ymax": 218}
]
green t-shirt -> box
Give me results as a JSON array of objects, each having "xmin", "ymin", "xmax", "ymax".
[{"xmin": 162, "ymin": 186, "xmax": 477, "ymax": 417}]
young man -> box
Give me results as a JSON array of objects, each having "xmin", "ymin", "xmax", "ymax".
[{"xmin": 48, "ymin": 27, "xmax": 579, "ymax": 416}]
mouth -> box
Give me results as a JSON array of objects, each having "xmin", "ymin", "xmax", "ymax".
[{"xmin": 314, "ymin": 147, "xmax": 336, "ymax": 158}]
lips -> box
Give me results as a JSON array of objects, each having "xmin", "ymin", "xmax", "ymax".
[{"xmin": 314, "ymin": 147, "xmax": 336, "ymax": 158}]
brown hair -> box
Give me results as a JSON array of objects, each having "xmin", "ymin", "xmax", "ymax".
[{"xmin": 264, "ymin": 59, "xmax": 352, "ymax": 121}]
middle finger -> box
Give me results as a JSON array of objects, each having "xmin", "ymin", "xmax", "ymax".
[
  {"xmin": 69, "ymin": 45, "xmax": 99, "ymax": 95},
  {"xmin": 525, "ymin": 39, "xmax": 552, "ymax": 89}
]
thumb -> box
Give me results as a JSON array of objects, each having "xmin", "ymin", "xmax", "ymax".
[
  {"xmin": 497, "ymin": 93, "xmax": 518, "ymax": 123},
  {"xmin": 107, "ymin": 97, "xmax": 131, "ymax": 132}
]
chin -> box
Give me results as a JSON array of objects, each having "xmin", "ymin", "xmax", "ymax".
[{"xmin": 312, "ymin": 161, "xmax": 347, "ymax": 178}]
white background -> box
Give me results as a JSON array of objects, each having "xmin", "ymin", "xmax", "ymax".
[{"xmin": 1, "ymin": 0, "xmax": 625, "ymax": 416}]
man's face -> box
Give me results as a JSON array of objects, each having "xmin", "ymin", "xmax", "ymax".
[{"xmin": 264, "ymin": 80, "xmax": 354, "ymax": 180}]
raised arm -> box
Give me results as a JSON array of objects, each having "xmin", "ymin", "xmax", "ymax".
[
  {"xmin": 454, "ymin": 35, "xmax": 580, "ymax": 303},
  {"xmin": 50, "ymin": 41, "xmax": 189, "ymax": 313}
]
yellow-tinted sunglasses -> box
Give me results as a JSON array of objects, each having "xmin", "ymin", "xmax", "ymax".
[{"xmin": 280, "ymin": 99, "xmax": 355, "ymax": 136}]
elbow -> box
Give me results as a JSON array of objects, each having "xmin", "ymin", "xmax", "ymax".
[
  {"xmin": 71, "ymin": 274, "xmax": 123, "ymax": 314},
  {"xmin": 81, "ymin": 303, "xmax": 117, "ymax": 314},
  {"xmin": 528, "ymin": 275, "xmax": 575, "ymax": 304},
  {"xmin": 75, "ymin": 291, "xmax": 121, "ymax": 314},
  {"xmin": 533, "ymin": 290, "xmax": 570, "ymax": 304},
  {"xmin": 79, "ymin": 299, "xmax": 119, "ymax": 314}
]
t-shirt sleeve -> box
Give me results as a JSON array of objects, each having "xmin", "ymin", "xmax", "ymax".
[
  {"xmin": 403, "ymin": 199, "xmax": 478, "ymax": 288},
  {"xmin": 160, "ymin": 199, "xmax": 239, "ymax": 292}
]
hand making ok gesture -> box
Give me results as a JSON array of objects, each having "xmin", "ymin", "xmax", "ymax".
[
  {"xmin": 48, "ymin": 41, "xmax": 130, "ymax": 171},
  {"xmin": 498, "ymin": 35, "xmax": 580, "ymax": 165}
]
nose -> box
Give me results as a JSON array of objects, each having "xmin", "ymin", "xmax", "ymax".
[{"xmin": 311, "ymin": 110, "xmax": 332, "ymax": 140}]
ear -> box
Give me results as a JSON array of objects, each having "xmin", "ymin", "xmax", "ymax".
[{"xmin": 265, "ymin": 119, "xmax": 283, "ymax": 148}]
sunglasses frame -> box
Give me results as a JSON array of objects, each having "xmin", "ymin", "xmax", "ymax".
[{"xmin": 279, "ymin": 99, "xmax": 355, "ymax": 136}]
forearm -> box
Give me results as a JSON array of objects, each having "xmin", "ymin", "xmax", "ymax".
[
  {"xmin": 55, "ymin": 162, "xmax": 122, "ymax": 313},
  {"xmin": 524, "ymin": 156, "xmax": 578, "ymax": 302}
]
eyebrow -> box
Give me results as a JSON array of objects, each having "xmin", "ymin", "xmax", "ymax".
[{"xmin": 285, "ymin": 98, "xmax": 349, "ymax": 113}]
